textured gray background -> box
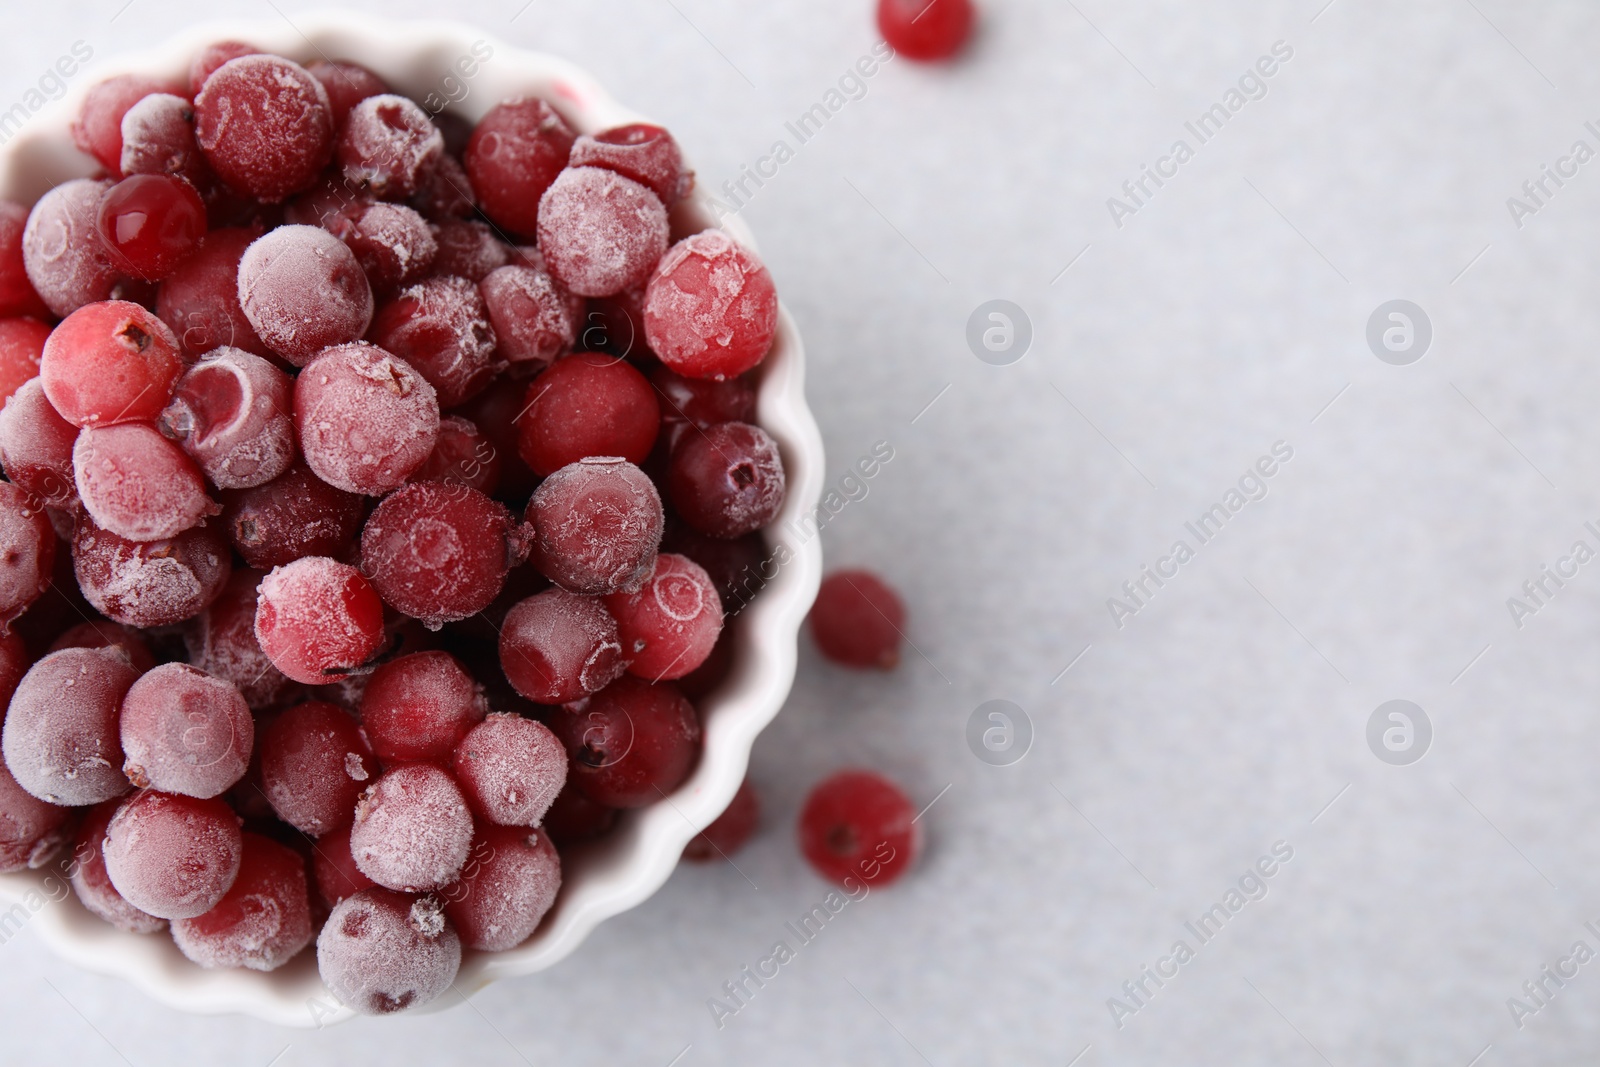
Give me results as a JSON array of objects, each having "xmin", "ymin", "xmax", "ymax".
[{"xmin": 3, "ymin": 1, "xmax": 1600, "ymax": 1064}]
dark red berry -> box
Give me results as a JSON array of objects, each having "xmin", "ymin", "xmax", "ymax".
[
  {"xmin": 877, "ymin": 0, "xmax": 976, "ymax": 62},
  {"xmin": 667, "ymin": 421, "xmax": 786, "ymax": 539},
  {"xmin": 367, "ymin": 276, "xmax": 497, "ymax": 408},
  {"xmin": 259, "ymin": 700, "xmax": 377, "ymax": 836},
  {"xmin": 516, "ymin": 353, "xmax": 660, "ymax": 476},
  {"xmin": 499, "ymin": 588, "xmax": 626, "ymax": 705},
  {"xmin": 527, "ymin": 458, "xmax": 663, "ymax": 595},
  {"xmin": 464, "ymin": 97, "xmax": 576, "ymax": 238},
  {"xmin": 96, "ymin": 174, "xmax": 208, "ymax": 281},
  {"xmin": 569, "ymin": 124, "xmax": 690, "ymax": 206},
  {"xmin": 684, "ymin": 777, "xmax": 758, "ymax": 861},
  {"xmin": 359, "ymin": 651, "xmax": 487, "ymax": 766},
  {"xmin": 798, "ymin": 770, "xmax": 919, "ymax": 887},
  {"xmin": 156, "ymin": 227, "xmax": 275, "ymax": 359},
  {"xmin": 193, "ymin": 55, "xmax": 334, "ymax": 203},
  {"xmin": 809, "ymin": 570, "xmax": 905, "ymax": 669},
  {"xmin": 548, "ymin": 675, "xmax": 700, "ymax": 809},
  {"xmin": 221, "ymin": 460, "xmax": 367, "ymax": 570}
]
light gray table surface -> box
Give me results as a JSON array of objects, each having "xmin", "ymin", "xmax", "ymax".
[{"xmin": 4, "ymin": 1, "xmax": 1600, "ymax": 1064}]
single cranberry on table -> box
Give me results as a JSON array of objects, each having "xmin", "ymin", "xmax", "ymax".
[
  {"xmin": 293, "ymin": 341, "xmax": 440, "ymax": 495},
  {"xmin": 103, "ymin": 789, "xmax": 244, "ymax": 920},
  {"xmin": 452, "ymin": 712, "xmax": 567, "ymax": 827},
  {"xmin": 0, "ymin": 379, "xmax": 78, "ymax": 507},
  {"xmin": 71, "ymin": 73, "xmax": 171, "ymax": 175},
  {"xmin": 359, "ymin": 650, "xmax": 487, "ymax": 766},
  {"xmin": 221, "ymin": 460, "xmax": 367, "ymax": 571},
  {"xmin": 41, "ymin": 300, "xmax": 182, "ymax": 428},
  {"xmin": 605, "ymin": 552, "xmax": 723, "ymax": 682},
  {"xmin": 120, "ymin": 662, "xmax": 254, "ymax": 800},
  {"xmin": 74, "ymin": 422, "xmax": 219, "ymax": 542},
  {"xmin": 515, "ymin": 353, "xmax": 661, "ymax": 476},
  {"xmin": 73, "ymin": 516, "xmax": 232, "ymax": 628},
  {"xmin": 258, "ymin": 700, "xmax": 376, "ymax": 837},
  {"xmin": 2, "ymin": 646, "xmax": 139, "ymax": 806},
  {"xmin": 317, "ymin": 888, "xmax": 461, "ymax": 1016},
  {"xmin": 254, "ymin": 556, "xmax": 386, "ymax": 685},
  {"xmin": 548, "ymin": 674, "xmax": 701, "ymax": 809},
  {"xmin": 22, "ymin": 178, "xmax": 122, "ymax": 318},
  {"xmin": 569, "ymin": 124, "xmax": 691, "ymax": 206},
  {"xmin": 465, "ymin": 96, "xmax": 576, "ymax": 239},
  {"xmin": 667, "ymin": 421, "xmax": 786, "ymax": 539},
  {"xmin": 798, "ymin": 770, "xmax": 920, "ymax": 888},
  {"xmin": 193, "ymin": 54, "xmax": 334, "ymax": 203},
  {"xmin": 684, "ymin": 777, "xmax": 759, "ymax": 862},
  {"xmin": 809, "ymin": 570, "xmax": 906, "ymax": 669},
  {"xmin": 158, "ymin": 347, "xmax": 297, "ymax": 490},
  {"xmin": 349, "ymin": 763, "xmax": 474, "ymax": 892},
  {"xmin": 527, "ymin": 457, "xmax": 664, "ymax": 596},
  {"xmin": 68, "ymin": 799, "xmax": 166, "ymax": 933},
  {"xmin": 156, "ymin": 228, "xmax": 276, "ymax": 360},
  {"xmin": 238, "ymin": 225, "xmax": 375, "ymax": 365},
  {"xmin": 171, "ymin": 831, "xmax": 313, "ymax": 972},
  {"xmin": 119, "ymin": 92, "xmax": 210, "ymax": 187},
  {"xmin": 644, "ymin": 230, "xmax": 779, "ymax": 381},
  {"xmin": 877, "ymin": 0, "xmax": 977, "ymax": 61},
  {"xmin": 442, "ymin": 825, "xmax": 561, "ymax": 952},
  {"xmin": 96, "ymin": 174, "xmax": 208, "ymax": 281},
  {"xmin": 499, "ymin": 587, "xmax": 627, "ymax": 705}
]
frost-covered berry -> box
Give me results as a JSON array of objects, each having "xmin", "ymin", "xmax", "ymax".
[
  {"xmin": 451, "ymin": 713, "xmax": 566, "ymax": 827},
  {"xmin": 350, "ymin": 764, "xmax": 474, "ymax": 892},
  {"xmin": 158, "ymin": 347, "xmax": 296, "ymax": 490},
  {"xmin": 644, "ymin": 231, "xmax": 778, "ymax": 380},
  {"xmin": 293, "ymin": 342, "xmax": 439, "ymax": 495},
  {"xmin": 527, "ymin": 457, "xmax": 663, "ymax": 596},
  {"xmin": 74, "ymin": 422, "xmax": 218, "ymax": 542},
  {"xmin": 254, "ymin": 556, "xmax": 385, "ymax": 685},
  {"xmin": 171, "ymin": 832, "xmax": 312, "ymax": 971},
  {"xmin": 119, "ymin": 663, "xmax": 253, "ymax": 799},
  {"xmin": 317, "ymin": 888, "xmax": 461, "ymax": 1015},
  {"xmin": 499, "ymin": 589, "xmax": 627, "ymax": 705},
  {"xmin": 238, "ymin": 225, "xmax": 374, "ymax": 365},
  {"xmin": 536, "ymin": 167, "xmax": 668, "ymax": 298},
  {"xmin": 72, "ymin": 516, "xmax": 232, "ymax": 628},
  {"xmin": 102, "ymin": 789, "xmax": 243, "ymax": 920},
  {"xmin": 258, "ymin": 700, "xmax": 375, "ymax": 837},
  {"xmin": 442, "ymin": 825, "xmax": 560, "ymax": 951},
  {"xmin": 193, "ymin": 55, "xmax": 334, "ymax": 202},
  {"xmin": 22, "ymin": 179, "xmax": 121, "ymax": 317},
  {"xmin": 2, "ymin": 647, "xmax": 138, "ymax": 806}
]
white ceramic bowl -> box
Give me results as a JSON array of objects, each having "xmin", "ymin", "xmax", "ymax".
[{"xmin": 0, "ymin": 12, "xmax": 823, "ymax": 1027}]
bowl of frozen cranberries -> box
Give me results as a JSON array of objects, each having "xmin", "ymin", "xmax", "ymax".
[{"xmin": 0, "ymin": 14, "xmax": 822, "ymax": 1024}]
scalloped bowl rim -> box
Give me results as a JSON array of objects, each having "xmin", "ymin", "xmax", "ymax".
[{"xmin": 0, "ymin": 11, "xmax": 824, "ymax": 1028}]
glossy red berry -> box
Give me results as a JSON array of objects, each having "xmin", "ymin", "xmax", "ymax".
[
  {"xmin": 809, "ymin": 570, "xmax": 905, "ymax": 669},
  {"xmin": 877, "ymin": 0, "xmax": 976, "ymax": 62},
  {"xmin": 96, "ymin": 174, "xmax": 208, "ymax": 281},
  {"xmin": 798, "ymin": 770, "xmax": 919, "ymax": 887},
  {"xmin": 41, "ymin": 300, "xmax": 182, "ymax": 428},
  {"xmin": 605, "ymin": 553, "xmax": 723, "ymax": 681}
]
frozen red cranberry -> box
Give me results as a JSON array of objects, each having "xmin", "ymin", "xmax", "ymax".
[
  {"xmin": 0, "ymin": 379, "xmax": 77, "ymax": 507},
  {"xmin": 68, "ymin": 799, "xmax": 165, "ymax": 931},
  {"xmin": 644, "ymin": 232, "xmax": 778, "ymax": 380},
  {"xmin": 96, "ymin": 174, "xmax": 207, "ymax": 281},
  {"xmin": 156, "ymin": 228, "xmax": 274, "ymax": 359},
  {"xmin": 0, "ymin": 482, "xmax": 54, "ymax": 629},
  {"xmin": 410, "ymin": 153, "xmax": 475, "ymax": 221},
  {"xmin": 74, "ymin": 423, "xmax": 218, "ymax": 541},
  {"xmin": 360, "ymin": 651, "xmax": 487, "ymax": 765},
  {"xmin": 810, "ymin": 570, "xmax": 905, "ymax": 669},
  {"xmin": 184, "ymin": 570, "xmax": 292, "ymax": 711},
  {"xmin": 0, "ymin": 317, "xmax": 49, "ymax": 405},
  {"xmin": 360, "ymin": 482, "xmax": 521, "ymax": 628},
  {"xmin": 537, "ymin": 167, "xmax": 669, "ymax": 298},
  {"xmin": 317, "ymin": 888, "xmax": 460, "ymax": 1015},
  {"xmin": 283, "ymin": 172, "xmax": 373, "ymax": 233},
  {"xmin": 478, "ymin": 263, "xmax": 575, "ymax": 369},
  {"xmin": 368, "ymin": 276, "xmax": 497, "ymax": 408},
  {"xmin": 294, "ymin": 342, "xmax": 440, "ymax": 494},
  {"xmin": 455, "ymin": 382, "xmax": 538, "ymax": 501},
  {"xmin": 72, "ymin": 74, "xmax": 168, "ymax": 174},
  {"xmin": 442, "ymin": 825, "xmax": 560, "ymax": 951},
  {"xmin": 0, "ymin": 756, "xmax": 71, "ymax": 874},
  {"xmin": 350, "ymin": 764, "xmax": 473, "ymax": 891},
  {"xmin": 878, "ymin": 0, "xmax": 975, "ymax": 61},
  {"xmin": 570, "ymin": 124, "xmax": 691, "ymax": 206},
  {"xmin": 194, "ymin": 55, "xmax": 334, "ymax": 202},
  {"xmin": 49, "ymin": 620, "xmax": 156, "ymax": 673},
  {"xmin": 411, "ymin": 414, "xmax": 501, "ymax": 495},
  {"xmin": 528, "ymin": 458, "xmax": 663, "ymax": 595},
  {"xmin": 189, "ymin": 41, "xmax": 258, "ymax": 95},
  {"xmin": 157, "ymin": 348, "xmax": 295, "ymax": 490},
  {"xmin": 119, "ymin": 93, "xmax": 209, "ymax": 187},
  {"xmin": 452, "ymin": 713, "xmax": 566, "ymax": 827},
  {"xmin": 799, "ymin": 770, "xmax": 919, "ymax": 887},
  {"xmin": 119, "ymin": 663, "xmax": 252, "ymax": 799},
  {"xmin": 542, "ymin": 784, "xmax": 616, "ymax": 846},
  {"xmin": 337, "ymin": 94, "xmax": 443, "ymax": 200},
  {"xmin": 221, "ymin": 460, "xmax": 366, "ymax": 570},
  {"xmin": 0, "ymin": 628, "xmax": 27, "ymax": 704},
  {"xmin": 103, "ymin": 789, "xmax": 243, "ymax": 919},
  {"xmin": 311, "ymin": 822, "xmax": 376, "ymax": 908},
  {"xmin": 605, "ymin": 553, "xmax": 722, "ymax": 681},
  {"xmin": 429, "ymin": 219, "xmax": 508, "ymax": 282},
  {"xmin": 465, "ymin": 97, "xmax": 576, "ymax": 238},
  {"xmin": 237, "ymin": 225, "xmax": 374, "ymax": 365},
  {"xmin": 306, "ymin": 59, "xmax": 389, "ymax": 128},
  {"xmin": 41, "ymin": 300, "xmax": 181, "ymax": 428},
  {"xmin": 73, "ymin": 516, "xmax": 231, "ymax": 628},
  {"xmin": 516, "ymin": 354, "xmax": 659, "ymax": 476},
  {"xmin": 255, "ymin": 556, "xmax": 385, "ymax": 685},
  {"xmin": 549, "ymin": 675, "xmax": 700, "ymax": 808},
  {"xmin": 662, "ymin": 518, "xmax": 767, "ymax": 612},
  {"xmin": 684, "ymin": 777, "xmax": 759, "ymax": 862},
  {"xmin": 2, "ymin": 646, "xmax": 137, "ymax": 805},
  {"xmin": 172, "ymin": 831, "xmax": 312, "ymax": 970},
  {"xmin": 259, "ymin": 700, "xmax": 375, "ymax": 836},
  {"xmin": 22, "ymin": 179, "xmax": 122, "ymax": 318},
  {"xmin": 498, "ymin": 589, "xmax": 626, "ymax": 705},
  {"xmin": 652, "ymin": 365, "xmax": 756, "ymax": 444},
  {"xmin": 0, "ymin": 202, "xmax": 50, "ymax": 319},
  {"xmin": 341, "ymin": 202, "xmax": 437, "ymax": 297},
  {"xmin": 668, "ymin": 421, "xmax": 785, "ymax": 539}
]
